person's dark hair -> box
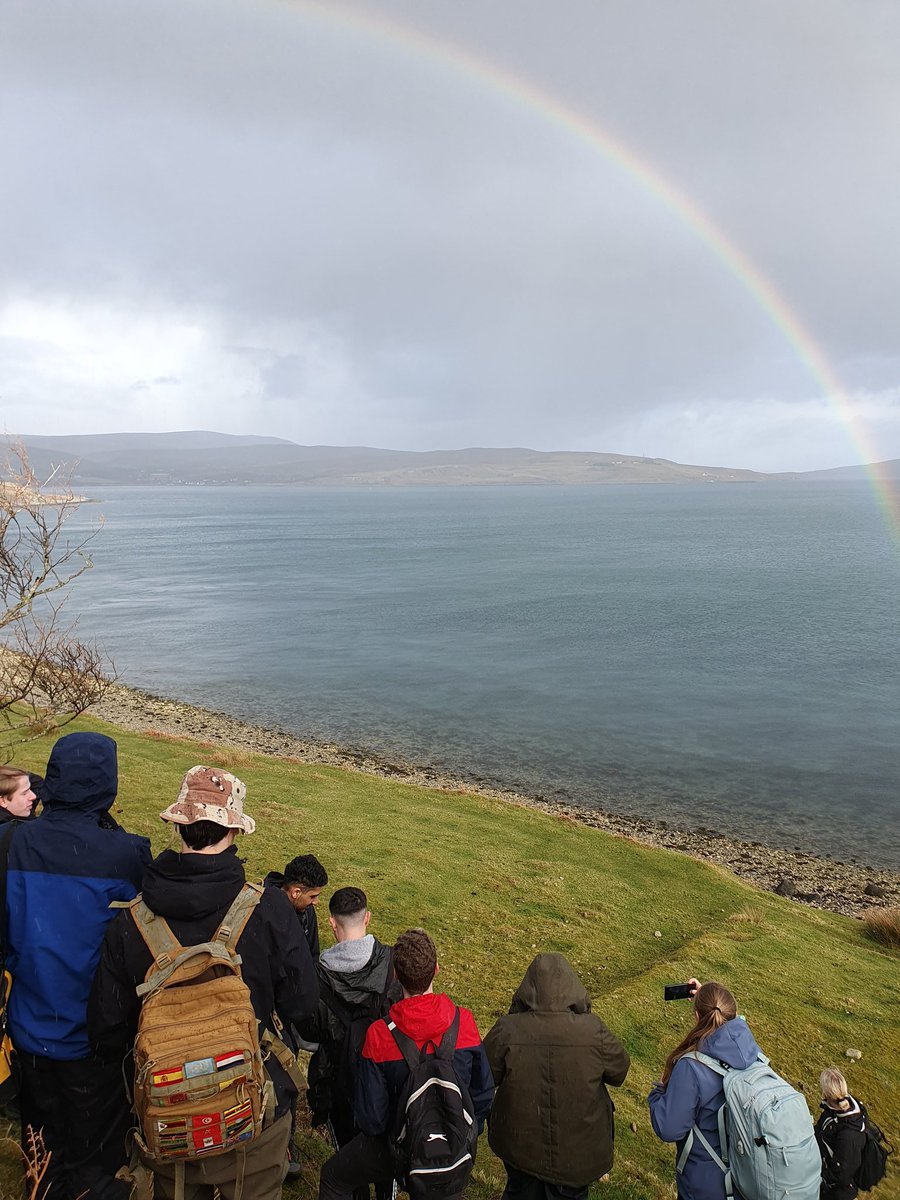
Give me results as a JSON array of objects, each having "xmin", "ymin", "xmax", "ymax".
[
  {"xmin": 393, "ymin": 929, "xmax": 437, "ymax": 995},
  {"xmin": 180, "ymin": 820, "xmax": 232, "ymax": 850},
  {"xmin": 661, "ymin": 981, "xmax": 737, "ymax": 1085},
  {"xmin": 329, "ymin": 886, "xmax": 367, "ymax": 921},
  {"xmin": 284, "ymin": 854, "xmax": 328, "ymax": 889}
]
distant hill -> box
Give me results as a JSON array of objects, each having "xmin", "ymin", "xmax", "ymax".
[
  {"xmin": 9, "ymin": 431, "xmax": 775, "ymax": 487},
  {"xmin": 19, "ymin": 431, "xmax": 294, "ymax": 452},
  {"xmin": 7, "ymin": 431, "xmax": 895, "ymax": 487},
  {"xmin": 792, "ymin": 459, "xmax": 900, "ymax": 482}
]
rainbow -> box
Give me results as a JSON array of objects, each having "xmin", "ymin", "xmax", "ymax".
[{"xmin": 268, "ymin": 0, "xmax": 899, "ymax": 533}]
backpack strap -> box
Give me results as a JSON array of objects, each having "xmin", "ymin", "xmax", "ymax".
[
  {"xmin": 687, "ymin": 1050, "xmax": 728, "ymax": 1076},
  {"xmin": 259, "ymin": 1026, "xmax": 305, "ymax": 1091},
  {"xmin": 130, "ymin": 882, "xmax": 261, "ymax": 965},
  {"xmin": 213, "ymin": 882, "xmax": 263, "ymax": 951},
  {"xmin": 129, "ymin": 898, "xmax": 183, "ymax": 969},
  {"xmin": 676, "ymin": 1122, "xmax": 732, "ymax": 1199},
  {"xmin": 676, "ymin": 1052, "xmax": 733, "ymax": 1199},
  {"xmin": 136, "ymin": 941, "xmax": 243, "ymax": 997},
  {"xmin": 435, "ymin": 1007, "xmax": 461, "ymax": 1061},
  {"xmin": 386, "ymin": 1019, "xmax": 421, "ymax": 1073},
  {"xmin": 131, "ymin": 884, "xmax": 262, "ymax": 998},
  {"xmin": 387, "ymin": 1006, "xmax": 461, "ymax": 1072}
]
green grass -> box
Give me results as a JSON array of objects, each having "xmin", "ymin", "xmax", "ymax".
[{"xmin": 6, "ymin": 716, "xmax": 900, "ymax": 1200}]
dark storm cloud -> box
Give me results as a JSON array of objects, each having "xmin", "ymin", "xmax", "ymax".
[{"xmin": 1, "ymin": 0, "xmax": 898, "ymax": 468}]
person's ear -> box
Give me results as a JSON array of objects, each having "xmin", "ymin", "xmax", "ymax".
[
  {"xmin": 329, "ymin": 914, "xmax": 338, "ymax": 936},
  {"xmin": 434, "ymin": 963, "xmax": 440, "ymax": 976},
  {"xmin": 364, "ymin": 910, "xmax": 371, "ymax": 928}
]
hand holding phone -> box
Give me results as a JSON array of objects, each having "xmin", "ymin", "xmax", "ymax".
[{"xmin": 664, "ymin": 981, "xmax": 697, "ymax": 1001}]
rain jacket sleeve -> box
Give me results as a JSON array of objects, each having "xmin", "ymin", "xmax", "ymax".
[
  {"xmin": 467, "ymin": 1042, "xmax": 494, "ymax": 1129},
  {"xmin": 266, "ymin": 889, "xmax": 318, "ymax": 1031},
  {"xmin": 599, "ymin": 1020, "xmax": 630, "ymax": 1086},
  {"xmin": 88, "ymin": 910, "xmax": 139, "ymax": 1058},
  {"xmin": 355, "ymin": 1052, "xmax": 392, "ymax": 1137},
  {"xmin": 648, "ymin": 1059, "xmax": 703, "ymax": 1142}
]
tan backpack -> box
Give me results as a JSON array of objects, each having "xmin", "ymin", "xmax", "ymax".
[{"xmin": 129, "ymin": 883, "xmax": 272, "ymax": 1163}]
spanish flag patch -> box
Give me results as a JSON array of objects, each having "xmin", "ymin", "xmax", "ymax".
[{"xmin": 152, "ymin": 1066, "xmax": 185, "ymax": 1087}]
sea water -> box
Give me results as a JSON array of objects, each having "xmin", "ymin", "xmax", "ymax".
[{"xmin": 63, "ymin": 483, "xmax": 900, "ymax": 867}]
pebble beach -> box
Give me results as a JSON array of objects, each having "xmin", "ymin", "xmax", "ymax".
[{"xmin": 91, "ymin": 681, "xmax": 900, "ymax": 919}]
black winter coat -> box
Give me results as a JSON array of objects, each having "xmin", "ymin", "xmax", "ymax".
[
  {"xmin": 815, "ymin": 1098, "xmax": 866, "ymax": 1200},
  {"xmin": 263, "ymin": 871, "xmax": 320, "ymax": 959},
  {"xmin": 89, "ymin": 846, "xmax": 317, "ymax": 1115},
  {"xmin": 299, "ymin": 937, "xmax": 398, "ymax": 1129},
  {"xmin": 484, "ymin": 953, "xmax": 630, "ymax": 1188}
]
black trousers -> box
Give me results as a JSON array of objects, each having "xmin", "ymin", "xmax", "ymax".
[
  {"xmin": 19, "ymin": 1052, "xmax": 132, "ymax": 1200},
  {"xmin": 320, "ymin": 1124, "xmax": 396, "ymax": 1200},
  {"xmin": 318, "ymin": 1133, "xmax": 403, "ymax": 1200},
  {"xmin": 502, "ymin": 1165, "xmax": 589, "ymax": 1200}
]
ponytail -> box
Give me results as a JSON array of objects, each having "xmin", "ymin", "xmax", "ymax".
[
  {"xmin": 820, "ymin": 1067, "xmax": 851, "ymax": 1111},
  {"xmin": 660, "ymin": 982, "xmax": 737, "ymax": 1086}
]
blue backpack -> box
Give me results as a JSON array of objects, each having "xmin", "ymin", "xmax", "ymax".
[{"xmin": 677, "ymin": 1051, "xmax": 820, "ymax": 1200}]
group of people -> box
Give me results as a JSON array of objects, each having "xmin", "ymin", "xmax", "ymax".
[{"xmin": 0, "ymin": 732, "xmax": 884, "ymax": 1200}]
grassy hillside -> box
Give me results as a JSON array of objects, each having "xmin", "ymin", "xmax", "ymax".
[{"xmin": 6, "ymin": 716, "xmax": 899, "ymax": 1200}]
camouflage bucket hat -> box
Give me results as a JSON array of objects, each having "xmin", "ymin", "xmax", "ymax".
[{"xmin": 160, "ymin": 765, "xmax": 256, "ymax": 834}]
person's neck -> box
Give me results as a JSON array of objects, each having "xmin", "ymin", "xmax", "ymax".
[
  {"xmin": 180, "ymin": 839, "xmax": 233, "ymax": 856},
  {"xmin": 338, "ymin": 930, "xmax": 368, "ymax": 943},
  {"xmin": 402, "ymin": 984, "xmax": 435, "ymax": 1000}
]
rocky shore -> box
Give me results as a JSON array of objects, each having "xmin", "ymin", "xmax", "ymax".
[{"xmin": 91, "ymin": 682, "xmax": 899, "ymax": 918}]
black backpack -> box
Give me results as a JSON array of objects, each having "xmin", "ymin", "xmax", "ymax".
[
  {"xmin": 857, "ymin": 1105, "xmax": 892, "ymax": 1192},
  {"xmin": 387, "ymin": 1008, "xmax": 478, "ymax": 1200}
]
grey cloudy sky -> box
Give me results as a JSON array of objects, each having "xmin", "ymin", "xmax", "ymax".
[{"xmin": 2, "ymin": 0, "xmax": 899, "ymax": 471}]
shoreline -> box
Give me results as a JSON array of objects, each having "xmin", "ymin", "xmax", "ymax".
[{"xmin": 90, "ymin": 681, "xmax": 899, "ymax": 918}]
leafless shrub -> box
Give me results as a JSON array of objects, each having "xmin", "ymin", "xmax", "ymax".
[
  {"xmin": 0, "ymin": 442, "xmax": 113, "ymax": 759},
  {"xmin": 0, "ymin": 1125, "xmax": 52, "ymax": 1200}
]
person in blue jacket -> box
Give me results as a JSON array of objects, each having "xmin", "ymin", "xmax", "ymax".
[
  {"xmin": 5, "ymin": 732, "xmax": 151, "ymax": 1200},
  {"xmin": 647, "ymin": 980, "xmax": 762, "ymax": 1200}
]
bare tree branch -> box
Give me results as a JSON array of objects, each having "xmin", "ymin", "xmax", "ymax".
[{"xmin": 0, "ymin": 442, "xmax": 114, "ymax": 760}]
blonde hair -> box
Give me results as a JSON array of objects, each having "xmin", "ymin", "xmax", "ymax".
[
  {"xmin": 661, "ymin": 981, "xmax": 737, "ymax": 1086},
  {"xmin": 820, "ymin": 1067, "xmax": 851, "ymax": 1110},
  {"xmin": 0, "ymin": 767, "xmax": 28, "ymax": 802}
]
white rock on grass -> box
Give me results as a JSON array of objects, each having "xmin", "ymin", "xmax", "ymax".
[{"xmin": 845, "ymin": 1048, "xmax": 863, "ymax": 1061}]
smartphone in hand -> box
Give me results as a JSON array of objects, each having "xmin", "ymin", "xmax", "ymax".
[{"xmin": 664, "ymin": 982, "xmax": 695, "ymax": 1001}]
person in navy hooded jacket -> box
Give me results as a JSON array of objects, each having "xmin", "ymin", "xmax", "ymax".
[
  {"xmin": 5, "ymin": 732, "xmax": 151, "ymax": 1200},
  {"xmin": 648, "ymin": 980, "xmax": 763, "ymax": 1200}
]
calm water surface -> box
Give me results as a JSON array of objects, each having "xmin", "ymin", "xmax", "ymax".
[{"xmin": 65, "ymin": 484, "xmax": 900, "ymax": 867}]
